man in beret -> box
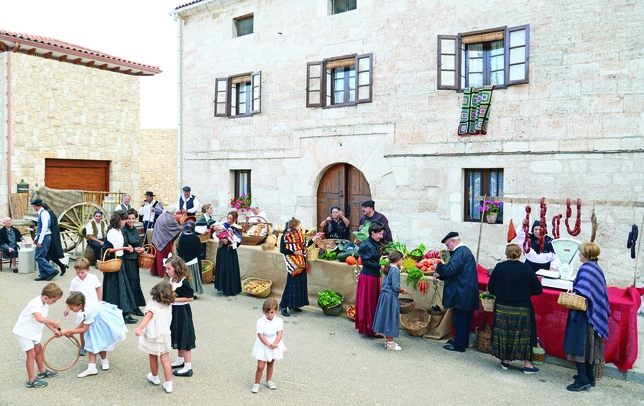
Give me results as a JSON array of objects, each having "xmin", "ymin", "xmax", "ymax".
[
  {"xmin": 31, "ymin": 198, "xmax": 59, "ymax": 281},
  {"xmin": 434, "ymin": 232, "xmax": 479, "ymax": 352},
  {"xmin": 177, "ymin": 186, "xmax": 200, "ymax": 216},
  {"xmin": 358, "ymin": 200, "xmax": 392, "ymax": 244}
]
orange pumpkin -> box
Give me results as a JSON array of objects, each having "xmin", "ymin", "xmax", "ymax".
[
  {"xmin": 357, "ymin": 257, "xmax": 362, "ymax": 265},
  {"xmin": 345, "ymin": 256, "xmax": 357, "ymax": 265}
]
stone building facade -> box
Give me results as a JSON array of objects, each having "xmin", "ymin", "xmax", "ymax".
[
  {"xmin": 0, "ymin": 30, "xmax": 161, "ymax": 216},
  {"xmin": 173, "ymin": 0, "xmax": 644, "ymax": 284},
  {"xmin": 140, "ymin": 128, "xmax": 178, "ymax": 207}
]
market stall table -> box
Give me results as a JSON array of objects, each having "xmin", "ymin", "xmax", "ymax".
[{"xmin": 474, "ymin": 267, "xmax": 643, "ymax": 372}]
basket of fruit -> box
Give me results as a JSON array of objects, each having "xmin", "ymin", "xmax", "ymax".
[
  {"xmin": 201, "ymin": 260, "xmax": 214, "ymax": 284},
  {"xmin": 346, "ymin": 304, "xmax": 356, "ymax": 320},
  {"xmin": 242, "ymin": 277, "xmax": 272, "ymax": 298}
]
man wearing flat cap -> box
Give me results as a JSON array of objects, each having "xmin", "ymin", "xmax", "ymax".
[
  {"xmin": 358, "ymin": 200, "xmax": 392, "ymax": 244},
  {"xmin": 140, "ymin": 191, "xmax": 163, "ymax": 233},
  {"xmin": 85, "ymin": 210, "xmax": 108, "ymax": 264},
  {"xmin": 177, "ymin": 186, "xmax": 200, "ymax": 216},
  {"xmin": 30, "ymin": 198, "xmax": 59, "ymax": 281},
  {"xmin": 434, "ymin": 231, "xmax": 479, "ymax": 352}
]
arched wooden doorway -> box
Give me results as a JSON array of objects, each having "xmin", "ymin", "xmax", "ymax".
[{"xmin": 317, "ymin": 163, "xmax": 371, "ymax": 232}]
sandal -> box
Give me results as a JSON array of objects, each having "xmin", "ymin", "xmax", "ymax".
[
  {"xmin": 26, "ymin": 378, "xmax": 48, "ymax": 388},
  {"xmin": 37, "ymin": 369, "xmax": 58, "ymax": 379}
]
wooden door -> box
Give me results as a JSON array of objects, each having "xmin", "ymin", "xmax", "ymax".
[
  {"xmin": 316, "ymin": 163, "xmax": 371, "ymax": 233},
  {"xmin": 346, "ymin": 166, "xmax": 371, "ymax": 231},
  {"xmin": 45, "ymin": 159, "xmax": 110, "ymax": 191}
]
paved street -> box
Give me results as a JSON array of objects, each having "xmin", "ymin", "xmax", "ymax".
[{"xmin": 2, "ymin": 266, "xmax": 643, "ymax": 406}]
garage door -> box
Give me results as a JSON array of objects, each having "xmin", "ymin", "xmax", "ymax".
[{"xmin": 45, "ymin": 159, "xmax": 110, "ymax": 191}]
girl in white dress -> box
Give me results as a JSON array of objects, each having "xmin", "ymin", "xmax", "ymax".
[
  {"xmin": 250, "ymin": 298, "xmax": 286, "ymax": 393},
  {"xmin": 134, "ymin": 280, "xmax": 175, "ymax": 393}
]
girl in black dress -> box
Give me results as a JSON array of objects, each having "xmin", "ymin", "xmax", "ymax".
[{"xmin": 165, "ymin": 256, "xmax": 196, "ymax": 377}]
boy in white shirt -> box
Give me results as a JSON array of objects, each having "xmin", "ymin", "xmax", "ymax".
[
  {"xmin": 64, "ymin": 258, "xmax": 102, "ymax": 356},
  {"xmin": 12, "ymin": 282, "xmax": 63, "ymax": 388}
]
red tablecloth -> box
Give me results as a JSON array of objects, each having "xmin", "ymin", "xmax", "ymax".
[{"xmin": 473, "ymin": 266, "xmax": 643, "ymax": 372}]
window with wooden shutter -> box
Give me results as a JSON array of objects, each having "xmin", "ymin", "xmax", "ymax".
[
  {"xmin": 251, "ymin": 71, "xmax": 261, "ymax": 113},
  {"xmin": 506, "ymin": 25, "xmax": 529, "ymax": 85},
  {"xmin": 356, "ymin": 53, "xmax": 373, "ymax": 103},
  {"xmin": 307, "ymin": 61, "xmax": 324, "ymax": 107},
  {"xmin": 437, "ymin": 35, "xmax": 458, "ymax": 90},
  {"xmin": 214, "ymin": 77, "xmax": 230, "ymax": 117},
  {"xmin": 306, "ymin": 53, "xmax": 373, "ymax": 108},
  {"xmin": 464, "ymin": 168, "xmax": 504, "ymax": 223}
]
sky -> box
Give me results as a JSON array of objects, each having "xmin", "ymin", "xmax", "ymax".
[{"xmin": 0, "ymin": 0, "xmax": 180, "ymax": 129}]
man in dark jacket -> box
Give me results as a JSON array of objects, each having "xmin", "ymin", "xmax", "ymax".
[
  {"xmin": 0, "ymin": 217, "xmax": 26, "ymax": 272},
  {"xmin": 435, "ymin": 231, "xmax": 479, "ymax": 352}
]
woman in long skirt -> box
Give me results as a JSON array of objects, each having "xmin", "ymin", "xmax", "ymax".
[
  {"xmin": 278, "ymin": 218, "xmax": 323, "ymax": 317},
  {"xmin": 122, "ymin": 209, "xmax": 146, "ymax": 316},
  {"xmin": 488, "ymin": 244, "xmax": 543, "ymax": 373},
  {"xmin": 214, "ymin": 211, "xmax": 243, "ymax": 296},
  {"xmin": 355, "ymin": 222, "xmax": 386, "ymax": 337},
  {"xmin": 150, "ymin": 206, "xmax": 182, "ymax": 277},
  {"xmin": 177, "ymin": 220, "xmax": 204, "ymax": 297},
  {"xmin": 102, "ymin": 210, "xmax": 138, "ymax": 324},
  {"xmin": 562, "ymin": 242, "xmax": 610, "ymax": 391}
]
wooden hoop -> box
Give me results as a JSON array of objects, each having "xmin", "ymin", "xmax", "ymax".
[{"xmin": 42, "ymin": 334, "xmax": 81, "ymax": 371}]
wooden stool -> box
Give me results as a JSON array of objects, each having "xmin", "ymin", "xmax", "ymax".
[{"xmin": 84, "ymin": 245, "xmax": 96, "ymax": 265}]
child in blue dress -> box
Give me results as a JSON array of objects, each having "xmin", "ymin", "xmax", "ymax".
[
  {"xmin": 251, "ymin": 298, "xmax": 286, "ymax": 393},
  {"xmin": 372, "ymin": 250, "xmax": 407, "ymax": 351},
  {"xmin": 60, "ymin": 292, "xmax": 127, "ymax": 378}
]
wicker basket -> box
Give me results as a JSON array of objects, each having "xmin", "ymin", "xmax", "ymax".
[
  {"xmin": 400, "ymin": 308, "xmax": 431, "ymax": 337},
  {"xmin": 409, "ymin": 254, "xmax": 423, "ymax": 262},
  {"xmin": 241, "ymin": 217, "xmax": 272, "ymax": 246},
  {"xmin": 532, "ymin": 339, "xmax": 545, "ymax": 366},
  {"xmin": 398, "ymin": 293, "xmax": 416, "ymax": 314},
  {"xmin": 242, "ymin": 277, "xmax": 272, "ymax": 298},
  {"xmin": 97, "ymin": 250, "xmax": 122, "ymax": 273},
  {"xmin": 198, "ymin": 233, "xmax": 211, "ymax": 243},
  {"xmin": 557, "ymin": 290, "xmax": 587, "ymax": 311},
  {"xmin": 318, "ymin": 292, "xmax": 344, "ymax": 316},
  {"xmin": 476, "ymin": 324, "xmax": 492, "ymax": 353},
  {"xmin": 316, "ymin": 239, "xmax": 338, "ymax": 250},
  {"xmin": 201, "ymin": 260, "xmax": 214, "ymax": 284},
  {"xmin": 480, "ymin": 294, "xmax": 496, "ymax": 312},
  {"xmin": 137, "ymin": 244, "xmax": 156, "ymax": 270},
  {"xmin": 307, "ymin": 246, "xmax": 319, "ymax": 261}
]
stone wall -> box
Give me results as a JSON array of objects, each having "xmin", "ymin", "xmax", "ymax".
[
  {"xmin": 6, "ymin": 52, "xmax": 142, "ymax": 202},
  {"xmin": 177, "ymin": 0, "xmax": 644, "ymax": 285},
  {"xmin": 0, "ymin": 52, "xmax": 7, "ymax": 216},
  {"xmin": 140, "ymin": 128, "xmax": 178, "ymax": 208}
]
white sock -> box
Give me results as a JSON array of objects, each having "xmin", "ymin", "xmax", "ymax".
[
  {"xmin": 100, "ymin": 357, "xmax": 108, "ymax": 364},
  {"xmin": 178, "ymin": 362, "xmax": 192, "ymax": 373},
  {"xmin": 163, "ymin": 380, "xmax": 173, "ymax": 393},
  {"xmin": 87, "ymin": 363, "xmax": 97, "ymax": 372},
  {"xmin": 148, "ymin": 373, "xmax": 160, "ymax": 385},
  {"xmin": 171, "ymin": 357, "xmax": 184, "ymax": 367}
]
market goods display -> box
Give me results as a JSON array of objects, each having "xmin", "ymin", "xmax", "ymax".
[
  {"xmin": 317, "ymin": 290, "xmax": 344, "ymax": 316},
  {"xmin": 242, "ymin": 277, "xmax": 272, "ymax": 298},
  {"xmin": 352, "ymin": 220, "xmax": 370, "ymax": 242},
  {"xmin": 346, "ymin": 304, "xmax": 356, "ymax": 320},
  {"xmin": 405, "ymin": 267, "xmax": 428, "ymax": 294},
  {"xmin": 201, "ymin": 260, "xmax": 214, "ymax": 284},
  {"xmin": 479, "ymin": 292, "xmax": 496, "ymax": 312},
  {"xmin": 400, "ymin": 308, "xmax": 431, "ymax": 337}
]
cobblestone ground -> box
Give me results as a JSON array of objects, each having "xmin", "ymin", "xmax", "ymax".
[{"xmin": 3, "ymin": 267, "xmax": 643, "ymax": 406}]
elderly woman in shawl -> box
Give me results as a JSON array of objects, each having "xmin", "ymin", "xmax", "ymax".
[
  {"xmin": 150, "ymin": 206, "xmax": 183, "ymax": 277},
  {"xmin": 562, "ymin": 242, "xmax": 610, "ymax": 392},
  {"xmin": 278, "ymin": 218, "xmax": 323, "ymax": 317},
  {"xmin": 516, "ymin": 219, "xmax": 562, "ymax": 272}
]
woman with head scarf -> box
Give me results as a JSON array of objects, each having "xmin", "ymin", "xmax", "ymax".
[
  {"xmin": 150, "ymin": 206, "xmax": 183, "ymax": 278},
  {"xmin": 516, "ymin": 219, "xmax": 562, "ymax": 272},
  {"xmin": 319, "ymin": 206, "xmax": 350, "ymax": 240},
  {"xmin": 177, "ymin": 220, "xmax": 204, "ymax": 297}
]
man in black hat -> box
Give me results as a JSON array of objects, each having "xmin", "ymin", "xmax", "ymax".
[
  {"xmin": 177, "ymin": 186, "xmax": 200, "ymax": 216},
  {"xmin": 140, "ymin": 191, "xmax": 163, "ymax": 233},
  {"xmin": 358, "ymin": 200, "xmax": 392, "ymax": 244},
  {"xmin": 434, "ymin": 232, "xmax": 479, "ymax": 352},
  {"xmin": 30, "ymin": 198, "xmax": 59, "ymax": 281}
]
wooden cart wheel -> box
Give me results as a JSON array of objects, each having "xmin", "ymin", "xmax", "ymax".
[
  {"xmin": 57, "ymin": 201, "xmax": 106, "ymax": 252},
  {"xmin": 42, "ymin": 334, "xmax": 81, "ymax": 371}
]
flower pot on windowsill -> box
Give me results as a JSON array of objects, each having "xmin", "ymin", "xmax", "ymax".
[{"xmin": 485, "ymin": 213, "xmax": 498, "ymax": 224}]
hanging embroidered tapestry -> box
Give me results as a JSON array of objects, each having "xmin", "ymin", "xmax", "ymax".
[{"xmin": 458, "ymin": 86, "xmax": 494, "ymax": 136}]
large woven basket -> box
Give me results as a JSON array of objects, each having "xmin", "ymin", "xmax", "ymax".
[
  {"xmin": 316, "ymin": 238, "xmax": 338, "ymax": 250},
  {"xmin": 198, "ymin": 233, "xmax": 211, "ymax": 243},
  {"xmin": 318, "ymin": 292, "xmax": 344, "ymax": 316},
  {"xmin": 240, "ymin": 216, "xmax": 271, "ymax": 246},
  {"xmin": 398, "ymin": 293, "xmax": 416, "ymax": 314},
  {"xmin": 307, "ymin": 246, "xmax": 319, "ymax": 261},
  {"xmin": 137, "ymin": 244, "xmax": 156, "ymax": 270},
  {"xmin": 476, "ymin": 324, "xmax": 492, "ymax": 353},
  {"xmin": 97, "ymin": 250, "xmax": 122, "ymax": 273},
  {"xmin": 242, "ymin": 277, "xmax": 272, "ymax": 298},
  {"xmin": 400, "ymin": 308, "xmax": 431, "ymax": 337},
  {"xmin": 201, "ymin": 260, "xmax": 214, "ymax": 284},
  {"xmin": 557, "ymin": 290, "xmax": 587, "ymax": 311},
  {"xmin": 346, "ymin": 304, "xmax": 356, "ymax": 320}
]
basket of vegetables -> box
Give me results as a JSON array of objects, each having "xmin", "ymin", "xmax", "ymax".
[
  {"xmin": 405, "ymin": 266, "xmax": 429, "ymax": 294},
  {"xmin": 480, "ymin": 292, "xmax": 496, "ymax": 312},
  {"xmin": 317, "ymin": 290, "xmax": 344, "ymax": 316},
  {"xmin": 318, "ymin": 250, "xmax": 338, "ymax": 261},
  {"xmin": 400, "ymin": 308, "xmax": 431, "ymax": 337},
  {"xmin": 408, "ymin": 244, "xmax": 426, "ymax": 262},
  {"xmin": 242, "ymin": 277, "xmax": 273, "ymax": 298},
  {"xmin": 201, "ymin": 260, "xmax": 214, "ymax": 284},
  {"xmin": 398, "ymin": 293, "xmax": 416, "ymax": 314},
  {"xmin": 346, "ymin": 304, "xmax": 356, "ymax": 320}
]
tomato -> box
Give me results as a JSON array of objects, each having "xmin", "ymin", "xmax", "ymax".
[{"xmin": 357, "ymin": 257, "xmax": 362, "ymax": 265}]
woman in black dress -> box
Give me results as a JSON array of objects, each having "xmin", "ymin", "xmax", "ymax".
[
  {"xmin": 214, "ymin": 211, "xmax": 242, "ymax": 296},
  {"xmin": 279, "ymin": 218, "xmax": 323, "ymax": 317},
  {"xmin": 319, "ymin": 206, "xmax": 350, "ymax": 240},
  {"xmin": 165, "ymin": 256, "xmax": 196, "ymax": 377},
  {"xmin": 488, "ymin": 244, "xmax": 543, "ymax": 373},
  {"xmin": 177, "ymin": 220, "xmax": 204, "ymax": 297},
  {"xmin": 122, "ymin": 209, "xmax": 146, "ymax": 316}
]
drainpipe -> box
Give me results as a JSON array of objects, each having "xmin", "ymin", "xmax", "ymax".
[
  {"xmin": 175, "ymin": 14, "xmax": 182, "ymax": 195},
  {"xmin": 6, "ymin": 51, "xmax": 12, "ymax": 203}
]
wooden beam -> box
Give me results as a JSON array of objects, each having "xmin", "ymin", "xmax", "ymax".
[
  {"xmin": 58, "ymin": 55, "xmax": 67, "ymax": 62},
  {"xmin": 73, "ymin": 58, "xmax": 82, "ymax": 65},
  {"xmin": 12, "ymin": 43, "xmax": 20, "ymax": 52},
  {"xmin": 99, "ymin": 63, "xmax": 107, "ymax": 70},
  {"xmin": 27, "ymin": 48, "xmax": 37, "ymax": 55},
  {"xmin": 111, "ymin": 66, "xmax": 120, "ymax": 72},
  {"xmin": 474, "ymin": 196, "xmax": 644, "ymax": 208},
  {"xmin": 0, "ymin": 42, "xmax": 8, "ymax": 52},
  {"xmin": 123, "ymin": 69, "xmax": 132, "ymax": 74},
  {"xmin": 43, "ymin": 51, "xmax": 53, "ymax": 59},
  {"xmin": 86, "ymin": 61, "xmax": 95, "ymax": 67}
]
